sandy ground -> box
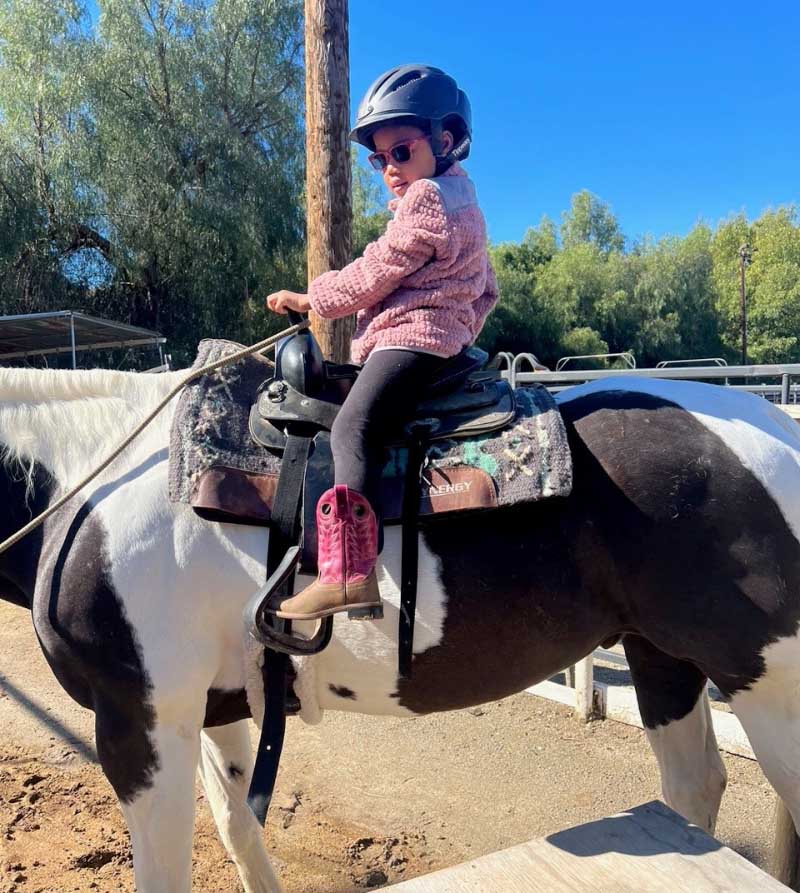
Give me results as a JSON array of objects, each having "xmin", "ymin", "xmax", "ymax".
[{"xmin": 0, "ymin": 600, "xmax": 779, "ymax": 892}]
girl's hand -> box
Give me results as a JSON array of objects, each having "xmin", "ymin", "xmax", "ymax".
[{"xmin": 266, "ymin": 290, "xmax": 311, "ymax": 314}]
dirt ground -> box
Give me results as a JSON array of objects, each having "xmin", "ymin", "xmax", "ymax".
[{"xmin": 0, "ymin": 601, "xmax": 779, "ymax": 892}]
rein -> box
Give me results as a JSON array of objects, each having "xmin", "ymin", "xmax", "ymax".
[{"xmin": 0, "ymin": 320, "xmax": 309, "ymax": 557}]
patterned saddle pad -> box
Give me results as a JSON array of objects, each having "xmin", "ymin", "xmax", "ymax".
[{"xmin": 168, "ymin": 339, "xmax": 572, "ymax": 524}]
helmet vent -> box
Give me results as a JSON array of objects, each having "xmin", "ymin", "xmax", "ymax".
[{"xmin": 387, "ymin": 71, "xmax": 424, "ymax": 94}]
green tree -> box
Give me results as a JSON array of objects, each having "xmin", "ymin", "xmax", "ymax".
[
  {"xmin": 0, "ymin": 0, "xmax": 93, "ymax": 312},
  {"xmin": 560, "ymin": 190, "xmax": 624, "ymax": 254},
  {"xmin": 559, "ymin": 327, "xmax": 610, "ymax": 368},
  {"xmin": 521, "ymin": 215, "xmax": 558, "ymax": 266},
  {"xmin": 621, "ymin": 226, "xmax": 721, "ymax": 366},
  {"xmin": 488, "ymin": 194, "xmax": 724, "ymax": 369},
  {"xmin": 478, "ymin": 236, "xmax": 565, "ymax": 362},
  {"xmin": 535, "ymin": 242, "xmax": 610, "ymax": 334},
  {"xmin": 351, "ymin": 151, "xmax": 390, "ymax": 258},
  {"xmin": 91, "ymin": 0, "xmax": 305, "ymax": 359},
  {"xmin": 748, "ymin": 209, "xmax": 800, "ymax": 361},
  {"xmin": 0, "ymin": 0, "xmax": 306, "ymax": 364}
]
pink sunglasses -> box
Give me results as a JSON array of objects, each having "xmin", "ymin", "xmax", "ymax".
[{"xmin": 368, "ymin": 136, "xmax": 431, "ymax": 171}]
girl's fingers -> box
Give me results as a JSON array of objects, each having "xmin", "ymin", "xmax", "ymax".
[{"xmin": 267, "ymin": 293, "xmax": 287, "ymax": 313}]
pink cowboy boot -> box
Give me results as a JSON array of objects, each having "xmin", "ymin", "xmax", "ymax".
[{"xmin": 273, "ymin": 485, "xmax": 383, "ymax": 621}]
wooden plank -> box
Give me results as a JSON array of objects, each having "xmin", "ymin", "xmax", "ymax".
[
  {"xmin": 777, "ymin": 404, "xmax": 800, "ymax": 420},
  {"xmin": 389, "ymin": 801, "xmax": 787, "ymax": 892}
]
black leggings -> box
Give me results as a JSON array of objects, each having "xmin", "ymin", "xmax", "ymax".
[{"xmin": 331, "ymin": 349, "xmax": 445, "ymax": 508}]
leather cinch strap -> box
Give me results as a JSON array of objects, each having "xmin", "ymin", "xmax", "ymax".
[
  {"xmin": 246, "ymin": 433, "xmax": 311, "ymax": 825},
  {"xmin": 398, "ymin": 423, "xmax": 434, "ymax": 680}
]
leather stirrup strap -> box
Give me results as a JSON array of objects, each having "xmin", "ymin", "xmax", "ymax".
[
  {"xmin": 247, "ymin": 433, "xmax": 312, "ymax": 825},
  {"xmin": 398, "ymin": 424, "xmax": 432, "ymax": 680}
]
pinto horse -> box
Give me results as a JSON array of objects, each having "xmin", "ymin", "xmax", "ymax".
[{"xmin": 2, "ymin": 363, "xmax": 800, "ymax": 892}]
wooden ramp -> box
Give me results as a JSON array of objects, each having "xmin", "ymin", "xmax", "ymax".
[{"xmin": 389, "ymin": 801, "xmax": 787, "ymax": 892}]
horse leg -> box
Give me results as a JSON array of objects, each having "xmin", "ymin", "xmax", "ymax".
[
  {"xmin": 623, "ymin": 634, "xmax": 727, "ymax": 833},
  {"xmin": 726, "ymin": 649, "xmax": 800, "ymax": 889},
  {"xmin": 198, "ymin": 720, "xmax": 283, "ymax": 893},
  {"xmin": 95, "ymin": 697, "xmax": 203, "ymax": 893}
]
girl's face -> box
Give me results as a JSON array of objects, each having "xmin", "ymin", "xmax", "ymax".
[{"xmin": 371, "ymin": 124, "xmax": 453, "ymax": 199}]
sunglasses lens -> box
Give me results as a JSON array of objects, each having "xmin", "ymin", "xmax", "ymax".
[
  {"xmin": 391, "ymin": 145, "xmax": 412, "ymax": 163},
  {"xmin": 368, "ymin": 154, "xmax": 387, "ymax": 171}
]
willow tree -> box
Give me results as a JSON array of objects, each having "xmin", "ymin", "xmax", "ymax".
[
  {"xmin": 0, "ymin": 0, "xmax": 306, "ymax": 363},
  {"xmin": 0, "ymin": 0, "xmax": 93, "ymax": 312}
]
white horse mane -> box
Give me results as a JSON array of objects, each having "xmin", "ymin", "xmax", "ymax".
[
  {"xmin": 0, "ymin": 365, "xmax": 185, "ymax": 405},
  {"xmin": 0, "ymin": 366, "xmax": 186, "ymax": 489}
]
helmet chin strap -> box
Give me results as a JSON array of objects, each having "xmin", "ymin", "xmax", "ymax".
[
  {"xmin": 433, "ymin": 138, "xmax": 472, "ymax": 176},
  {"xmin": 430, "ymin": 119, "xmax": 471, "ymax": 176},
  {"xmin": 430, "ymin": 120, "xmax": 449, "ymax": 175},
  {"xmin": 433, "ymin": 155, "xmax": 454, "ymax": 176}
]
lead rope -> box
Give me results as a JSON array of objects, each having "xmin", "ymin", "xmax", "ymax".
[{"xmin": 0, "ymin": 319, "xmax": 310, "ymax": 557}]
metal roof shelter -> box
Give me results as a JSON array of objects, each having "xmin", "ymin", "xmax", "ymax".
[{"xmin": 0, "ymin": 311, "xmax": 166, "ymax": 368}]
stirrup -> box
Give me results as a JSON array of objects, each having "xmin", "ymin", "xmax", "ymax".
[{"xmin": 244, "ymin": 546, "xmax": 334, "ymax": 656}]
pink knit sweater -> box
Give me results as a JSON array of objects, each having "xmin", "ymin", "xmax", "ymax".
[{"xmin": 308, "ymin": 162, "xmax": 497, "ymax": 364}]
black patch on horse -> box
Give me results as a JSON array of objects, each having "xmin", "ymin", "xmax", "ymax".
[
  {"xmin": 328, "ymin": 684, "xmax": 357, "ymax": 700},
  {"xmin": 393, "ymin": 390, "xmax": 800, "ymax": 714},
  {"xmin": 205, "ymin": 688, "xmax": 251, "ymax": 727},
  {"xmin": 32, "ymin": 474, "xmax": 161, "ymax": 804},
  {"xmin": 623, "ymin": 633, "xmax": 708, "ymax": 728},
  {"xmin": 565, "ymin": 391, "xmax": 800, "ymax": 696}
]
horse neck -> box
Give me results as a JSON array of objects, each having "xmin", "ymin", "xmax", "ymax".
[
  {"xmin": 0, "ymin": 366, "xmax": 182, "ymax": 490},
  {"xmin": 0, "ymin": 366, "xmax": 183, "ymax": 605}
]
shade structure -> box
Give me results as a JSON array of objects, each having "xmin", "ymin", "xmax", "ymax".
[{"xmin": 0, "ymin": 311, "xmax": 166, "ymax": 368}]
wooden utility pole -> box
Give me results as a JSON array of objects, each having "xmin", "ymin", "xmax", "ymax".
[
  {"xmin": 738, "ymin": 243, "xmax": 754, "ymax": 366},
  {"xmin": 305, "ymin": 0, "xmax": 353, "ymax": 362}
]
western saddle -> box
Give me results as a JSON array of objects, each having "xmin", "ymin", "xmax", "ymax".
[
  {"xmin": 244, "ymin": 311, "xmax": 515, "ymax": 665},
  {"xmin": 241, "ymin": 311, "xmax": 515, "ymax": 826}
]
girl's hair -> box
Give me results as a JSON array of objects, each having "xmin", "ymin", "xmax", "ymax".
[{"xmin": 362, "ymin": 116, "xmax": 430, "ymax": 150}]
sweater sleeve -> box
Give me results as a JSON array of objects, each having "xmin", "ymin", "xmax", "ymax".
[
  {"xmin": 308, "ymin": 180, "xmax": 448, "ymax": 320},
  {"xmin": 472, "ymin": 258, "xmax": 498, "ymax": 336}
]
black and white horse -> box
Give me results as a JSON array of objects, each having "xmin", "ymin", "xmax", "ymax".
[{"xmin": 2, "ymin": 364, "xmax": 800, "ymax": 892}]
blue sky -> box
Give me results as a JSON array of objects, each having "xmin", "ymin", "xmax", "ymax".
[
  {"xmin": 350, "ymin": 0, "xmax": 799, "ymax": 245},
  {"xmin": 86, "ymin": 1, "xmax": 799, "ymax": 246}
]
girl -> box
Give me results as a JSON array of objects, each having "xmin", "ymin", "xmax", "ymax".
[{"xmin": 266, "ymin": 63, "xmax": 497, "ymax": 623}]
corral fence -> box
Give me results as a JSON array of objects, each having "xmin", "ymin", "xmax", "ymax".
[
  {"xmin": 501, "ymin": 357, "xmax": 800, "ymax": 402},
  {"xmin": 499, "ymin": 357, "xmax": 800, "ymax": 759}
]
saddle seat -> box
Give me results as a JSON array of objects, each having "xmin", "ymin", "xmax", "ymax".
[{"xmin": 248, "ymin": 343, "xmax": 515, "ymax": 453}]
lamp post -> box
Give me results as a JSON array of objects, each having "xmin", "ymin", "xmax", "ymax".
[{"xmin": 738, "ymin": 243, "xmax": 754, "ymax": 366}]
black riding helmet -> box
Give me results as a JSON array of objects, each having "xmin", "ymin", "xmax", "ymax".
[{"xmin": 350, "ymin": 64, "xmax": 472, "ymax": 175}]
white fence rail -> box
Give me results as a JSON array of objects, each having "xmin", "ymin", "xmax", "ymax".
[
  {"xmin": 502, "ymin": 358, "xmax": 800, "ymax": 406},
  {"xmin": 526, "ymin": 653, "xmax": 755, "ymax": 760}
]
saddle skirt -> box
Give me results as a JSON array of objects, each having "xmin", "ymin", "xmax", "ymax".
[{"xmin": 168, "ymin": 339, "xmax": 572, "ymax": 526}]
